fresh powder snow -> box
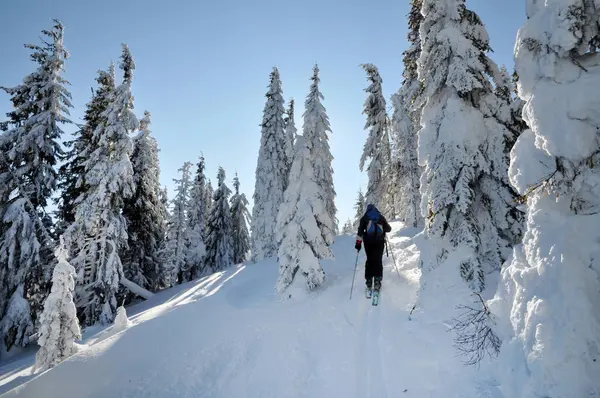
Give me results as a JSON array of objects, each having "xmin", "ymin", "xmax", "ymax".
[{"xmin": 0, "ymin": 221, "xmax": 502, "ymax": 398}]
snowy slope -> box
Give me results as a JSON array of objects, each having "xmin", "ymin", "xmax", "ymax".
[{"xmin": 0, "ymin": 222, "xmax": 494, "ymax": 398}]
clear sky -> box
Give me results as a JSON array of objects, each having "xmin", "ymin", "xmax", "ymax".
[{"xmin": 0, "ymin": 0, "xmax": 526, "ymax": 228}]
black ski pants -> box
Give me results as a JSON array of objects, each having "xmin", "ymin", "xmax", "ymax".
[{"xmin": 364, "ymin": 239, "xmax": 385, "ymax": 284}]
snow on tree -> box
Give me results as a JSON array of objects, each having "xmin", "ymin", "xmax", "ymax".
[
  {"xmin": 360, "ymin": 64, "xmax": 393, "ymax": 216},
  {"xmin": 0, "ymin": 19, "xmax": 72, "ymax": 350},
  {"xmin": 302, "ymin": 65, "xmax": 338, "ymax": 236},
  {"xmin": 185, "ymin": 156, "xmax": 208, "ymax": 280},
  {"xmin": 156, "ymin": 186, "xmax": 171, "ymax": 289},
  {"xmin": 56, "ymin": 66, "xmax": 115, "ymax": 236},
  {"xmin": 390, "ymin": 0, "xmax": 424, "ymax": 228},
  {"xmin": 122, "ymin": 111, "xmax": 166, "ymax": 293},
  {"xmin": 353, "ymin": 189, "xmax": 366, "ymax": 230},
  {"xmin": 34, "ymin": 237, "xmax": 81, "ymax": 373},
  {"xmin": 414, "ymin": 0, "xmax": 522, "ymax": 305},
  {"xmin": 205, "ymin": 167, "xmax": 234, "ymax": 273},
  {"xmin": 283, "ymin": 98, "xmax": 297, "ymax": 183},
  {"xmin": 275, "ymin": 135, "xmax": 334, "ymax": 297},
  {"xmin": 66, "ymin": 44, "xmax": 139, "ymax": 326},
  {"xmin": 203, "ymin": 180, "xmax": 214, "ymax": 237},
  {"xmin": 489, "ymin": 2, "xmax": 600, "ymax": 396},
  {"xmin": 341, "ymin": 219, "xmax": 354, "ymax": 235},
  {"xmin": 230, "ymin": 173, "xmax": 251, "ymax": 265},
  {"xmin": 164, "ymin": 161, "xmax": 192, "ymax": 286},
  {"xmin": 250, "ymin": 67, "xmax": 288, "ymax": 262}
]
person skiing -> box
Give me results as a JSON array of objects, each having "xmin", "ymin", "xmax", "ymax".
[{"xmin": 355, "ymin": 204, "xmax": 391, "ymax": 295}]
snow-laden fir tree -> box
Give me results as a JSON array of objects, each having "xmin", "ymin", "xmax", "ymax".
[
  {"xmin": 66, "ymin": 44, "xmax": 138, "ymax": 326},
  {"xmin": 302, "ymin": 65, "xmax": 338, "ymax": 235},
  {"xmin": 184, "ymin": 156, "xmax": 208, "ymax": 280},
  {"xmin": 56, "ymin": 66, "xmax": 115, "ymax": 236},
  {"xmin": 360, "ymin": 64, "xmax": 393, "ymax": 216},
  {"xmin": 34, "ymin": 237, "xmax": 81, "ymax": 373},
  {"xmin": 251, "ymin": 67, "xmax": 288, "ymax": 262},
  {"xmin": 205, "ymin": 167, "xmax": 234, "ymax": 273},
  {"xmin": 165, "ymin": 162, "xmax": 192, "ymax": 286},
  {"xmin": 390, "ymin": 0, "xmax": 424, "ymax": 228},
  {"xmin": 353, "ymin": 189, "xmax": 366, "ymax": 230},
  {"xmin": 276, "ymin": 135, "xmax": 334, "ymax": 297},
  {"xmin": 283, "ymin": 98, "xmax": 297, "ymax": 180},
  {"xmin": 414, "ymin": 0, "xmax": 522, "ymax": 306},
  {"xmin": 0, "ymin": 19, "xmax": 72, "ymax": 350},
  {"xmin": 203, "ymin": 180, "xmax": 214, "ymax": 237},
  {"xmin": 489, "ymin": 2, "xmax": 600, "ymax": 396},
  {"xmin": 156, "ymin": 186, "xmax": 171, "ymax": 289},
  {"xmin": 230, "ymin": 173, "xmax": 251, "ymax": 264},
  {"xmin": 341, "ymin": 220, "xmax": 354, "ymax": 235},
  {"xmin": 122, "ymin": 111, "xmax": 166, "ymax": 293}
]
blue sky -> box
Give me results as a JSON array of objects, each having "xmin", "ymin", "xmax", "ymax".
[{"xmin": 0, "ymin": 0, "xmax": 525, "ymax": 227}]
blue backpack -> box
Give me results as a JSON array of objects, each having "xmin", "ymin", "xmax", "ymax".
[{"xmin": 365, "ymin": 206, "xmax": 384, "ymax": 240}]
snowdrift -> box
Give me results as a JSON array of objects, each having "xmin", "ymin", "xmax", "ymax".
[{"xmin": 0, "ymin": 222, "xmax": 495, "ymax": 398}]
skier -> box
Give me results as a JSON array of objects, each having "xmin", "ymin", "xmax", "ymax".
[{"xmin": 355, "ymin": 204, "xmax": 391, "ymax": 296}]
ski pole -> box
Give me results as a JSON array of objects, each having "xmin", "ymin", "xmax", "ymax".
[
  {"xmin": 350, "ymin": 251, "xmax": 359, "ymax": 300},
  {"xmin": 386, "ymin": 237, "xmax": 402, "ymax": 281}
]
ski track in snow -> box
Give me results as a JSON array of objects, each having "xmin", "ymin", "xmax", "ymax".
[{"xmin": 0, "ymin": 222, "xmax": 490, "ymax": 398}]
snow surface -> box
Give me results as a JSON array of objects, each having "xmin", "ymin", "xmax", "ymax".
[{"xmin": 0, "ymin": 222, "xmax": 500, "ymax": 398}]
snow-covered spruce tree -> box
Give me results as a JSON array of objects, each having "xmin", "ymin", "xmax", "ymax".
[
  {"xmin": 34, "ymin": 237, "xmax": 81, "ymax": 373},
  {"xmin": 415, "ymin": 0, "xmax": 522, "ymax": 304},
  {"xmin": 302, "ymin": 65, "xmax": 338, "ymax": 235},
  {"xmin": 276, "ymin": 135, "xmax": 334, "ymax": 297},
  {"xmin": 0, "ymin": 19, "xmax": 72, "ymax": 350},
  {"xmin": 122, "ymin": 111, "xmax": 166, "ymax": 293},
  {"xmin": 390, "ymin": 0, "xmax": 424, "ymax": 228},
  {"xmin": 251, "ymin": 67, "xmax": 288, "ymax": 262},
  {"xmin": 205, "ymin": 167, "xmax": 234, "ymax": 273},
  {"xmin": 353, "ymin": 189, "xmax": 366, "ymax": 230},
  {"xmin": 360, "ymin": 64, "xmax": 393, "ymax": 216},
  {"xmin": 283, "ymin": 98, "xmax": 297, "ymax": 181},
  {"xmin": 203, "ymin": 180, "xmax": 214, "ymax": 235},
  {"xmin": 489, "ymin": 2, "xmax": 600, "ymax": 396},
  {"xmin": 155, "ymin": 186, "xmax": 171, "ymax": 289},
  {"xmin": 230, "ymin": 173, "xmax": 251, "ymax": 265},
  {"xmin": 184, "ymin": 156, "xmax": 208, "ymax": 280},
  {"xmin": 165, "ymin": 161, "xmax": 192, "ymax": 286},
  {"xmin": 341, "ymin": 219, "xmax": 354, "ymax": 235},
  {"xmin": 66, "ymin": 44, "xmax": 138, "ymax": 326},
  {"xmin": 56, "ymin": 66, "xmax": 115, "ymax": 236}
]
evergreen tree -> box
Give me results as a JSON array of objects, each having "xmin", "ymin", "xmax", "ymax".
[
  {"xmin": 205, "ymin": 167, "xmax": 234, "ymax": 273},
  {"xmin": 230, "ymin": 173, "xmax": 251, "ymax": 265},
  {"xmin": 360, "ymin": 64, "xmax": 393, "ymax": 215},
  {"xmin": 341, "ymin": 219, "xmax": 354, "ymax": 235},
  {"xmin": 56, "ymin": 66, "xmax": 115, "ymax": 236},
  {"xmin": 251, "ymin": 67, "xmax": 288, "ymax": 262},
  {"xmin": 491, "ymin": 1, "xmax": 600, "ymax": 395},
  {"xmin": 66, "ymin": 44, "xmax": 138, "ymax": 326},
  {"xmin": 204, "ymin": 180, "xmax": 214, "ymax": 237},
  {"xmin": 276, "ymin": 135, "xmax": 334, "ymax": 296},
  {"xmin": 415, "ymin": 0, "xmax": 522, "ymax": 298},
  {"xmin": 390, "ymin": 0, "xmax": 424, "ymax": 228},
  {"xmin": 0, "ymin": 19, "xmax": 72, "ymax": 350},
  {"xmin": 156, "ymin": 186, "xmax": 171, "ymax": 289},
  {"xmin": 185, "ymin": 156, "xmax": 208, "ymax": 280},
  {"xmin": 302, "ymin": 65, "xmax": 338, "ymax": 236},
  {"xmin": 34, "ymin": 238, "xmax": 81, "ymax": 373},
  {"xmin": 122, "ymin": 111, "xmax": 165, "ymax": 292},
  {"xmin": 353, "ymin": 189, "xmax": 366, "ymax": 230},
  {"xmin": 165, "ymin": 162, "xmax": 192, "ymax": 286},
  {"xmin": 283, "ymin": 98, "xmax": 297, "ymax": 185}
]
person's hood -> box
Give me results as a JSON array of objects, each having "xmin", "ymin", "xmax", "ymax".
[{"xmin": 366, "ymin": 204, "xmax": 376, "ymax": 212}]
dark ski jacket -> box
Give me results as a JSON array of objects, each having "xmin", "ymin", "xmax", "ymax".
[{"xmin": 356, "ymin": 205, "xmax": 392, "ymax": 242}]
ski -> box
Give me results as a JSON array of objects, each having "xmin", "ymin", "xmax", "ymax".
[{"xmin": 372, "ymin": 290, "xmax": 380, "ymax": 306}]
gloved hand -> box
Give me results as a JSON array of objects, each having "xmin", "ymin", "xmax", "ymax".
[{"xmin": 355, "ymin": 240, "xmax": 362, "ymax": 252}]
